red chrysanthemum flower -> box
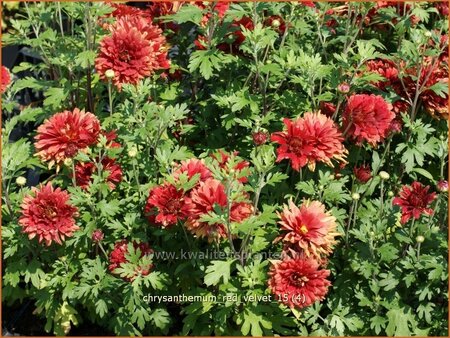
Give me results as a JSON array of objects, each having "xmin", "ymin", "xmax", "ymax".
[
  {"xmin": 19, "ymin": 183, "xmax": 79, "ymax": 246},
  {"xmin": 319, "ymin": 102, "xmax": 337, "ymax": 118},
  {"xmin": 34, "ymin": 108, "xmax": 101, "ymax": 168},
  {"xmin": 183, "ymin": 178, "xmax": 253, "ymax": 241},
  {"xmin": 276, "ymin": 200, "xmax": 339, "ymax": 261},
  {"xmin": 211, "ymin": 150, "xmax": 250, "ymax": 183},
  {"xmin": 343, "ymin": 94, "xmax": 395, "ymax": 146},
  {"xmin": 436, "ymin": 1, "xmax": 449, "ymax": 16},
  {"xmin": 271, "ymin": 113, "xmax": 347, "ymax": 171},
  {"xmin": 268, "ymin": 257, "xmax": 331, "ymax": 309},
  {"xmin": 173, "ymin": 158, "xmax": 213, "ymax": 184},
  {"xmin": 108, "ymin": 240, "xmax": 153, "ymax": 281},
  {"xmin": 194, "ymin": 1, "xmax": 229, "ymax": 26},
  {"xmin": 393, "ymin": 182, "xmax": 437, "ymax": 224},
  {"xmin": 144, "ymin": 183, "xmax": 186, "ymax": 228},
  {"xmin": 366, "ymin": 58, "xmax": 399, "ymax": 91},
  {"xmin": 1, "ymin": 66, "xmax": 11, "ymax": 93},
  {"xmin": 75, "ymin": 157, "xmax": 123, "ymax": 190},
  {"xmin": 109, "ymin": 3, "xmax": 151, "ymax": 19},
  {"xmin": 418, "ymin": 58, "xmax": 448, "ymax": 120},
  {"xmin": 95, "ymin": 15, "xmax": 170, "ymax": 90},
  {"xmin": 353, "ymin": 164, "xmax": 372, "ymax": 183},
  {"xmin": 102, "ymin": 130, "xmax": 122, "ymax": 149}
]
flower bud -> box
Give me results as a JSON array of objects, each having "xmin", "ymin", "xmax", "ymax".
[
  {"xmin": 64, "ymin": 158, "xmax": 73, "ymax": 166},
  {"xmin": 16, "ymin": 176, "xmax": 27, "ymax": 186},
  {"xmin": 379, "ymin": 171, "xmax": 390, "ymax": 180},
  {"xmin": 351, "ymin": 192, "xmax": 360, "ymax": 200},
  {"xmin": 329, "ymin": 174, "xmax": 335, "ymax": 180},
  {"xmin": 387, "ymin": 191, "xmax": 394, "ymax": 197},
  {"xmin": 416, "ymin": 235, "xmax": 425, "ymax": 243},
  {"xmin": 337, "ymin": 82, "xmax": 350, "ymax": 94},
  {"xmin": 105, "ymin": 69, "xmax": 115, "ymax": 79},
  {"xmin": 92, "ymin": 229, "xmax": 104, "ymax": 243},
  {"xmin": 128, "ymin": 147, "xmax": 138, "ymax": 158},
  {"xmin": 437, "ymin": 180, "xmax": 448, "ymax": 193},
  {"xmin": 439, "ymin": 134, "xmax": 446, "ymax": 141},
  {"xmin": 271, "ymin": 19, "xmax": 281, "ymax": 29},
  {"xmin": 252, "ymin": 131, "xmax": 268, "ymax": 146},
  {"xmin": 424, "ymin": 31, "xmax": 432, "ymax": 38}
]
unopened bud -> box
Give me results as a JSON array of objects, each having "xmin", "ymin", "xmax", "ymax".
[
  {"xmin": 337, "ymin": 82, "xmax": 350, "ymax": 94},
  {"xmin": 351, "ymin": 192, "xmax": 360, "ymax": 200},
  {"xmin": 437, "ymin": 180, "xmax": 448, "ymax": 193},
  {"xmin": 64, "ymin": 158, "xmax": 73, "ymax": 166},
  {"xmin": 387, "ymin": 191, "xmax": 394, "ymax": 197},
  {"xmin": 16, "ymin": 176, "xmax": 27, "ymax": 186},
  {"xmin": 92, "ymin": 229, "xmax": 104, "ymax": 243},
  {"xmin": 416, "ymin": 235, "xmax": 425, "ymax": 243},
  {"xmin": 271, "ymin": 19, "xmax": 281, "ymax": 29},
  {"xmin": 379, "ymin": 171, "xmax": 390, "ymax": 180},
  {"xmin": 105, "ymin": 69, "xmax": 115, "ymax": 79},
  {"xmin": 128, "ymin": 148, "xmax": 138, "ymax": 158}
]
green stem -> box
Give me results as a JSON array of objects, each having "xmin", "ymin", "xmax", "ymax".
[
  {"xmin": 132, "ymin": 159, "xmax": 142, "ymax": 199},
  {"xmin": 98, "ymin": 242, "xmax": 109, "ymax": 259},
  {"xmin": 108, "ymin": 80, "xmax": 114, "ymax": 116}
]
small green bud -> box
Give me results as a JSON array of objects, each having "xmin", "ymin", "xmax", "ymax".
[
  {"xmin": 105, "ymin": 69, "xmax": 115, "ymax": 79},
  {"xmin": 379, "ymin": 171, "xmax": 390, "ymax": 180},
  {"xmin": 416, "ymin": 235, "xmax": 425, "ymax": 243},
  {"xmin": 16, "ymin": 176, "xmax": 27, "ymax": 186}
]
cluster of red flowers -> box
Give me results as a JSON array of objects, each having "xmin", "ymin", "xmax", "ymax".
[
  {"xmin": 108, "ymin": 240, "xmax": 154, "ymax": 281},
  {"xmin": 34, "ymin": 108, "xmax": 123, "ymax": 190},
  {"xmin": 269, "ymin": 199, "xmax": 338, "ymax": 309},
  {"xmin": 393, "ymin": 181, "xmax": 437, "ymax": 224},
  {"xmin": 144, "ymin": 152, "xmax": 253, "ymax": 242},
  {"xmin": 96, "ymin": 4, "xmax": 170, "ymax": 90},
  {"xmin": 366, "ymin": 53, "xmax": 449, "ymax": 119}
]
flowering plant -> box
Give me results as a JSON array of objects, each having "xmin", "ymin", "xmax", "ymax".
[{"xmin": 1, "ymin": 1, "xmax": 448, "ymax": 336}]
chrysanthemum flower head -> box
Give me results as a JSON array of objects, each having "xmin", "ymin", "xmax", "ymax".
[
  {"xmin": 343, "ymin": 94, "xmax": 395, "ymax": 146},
  {"xmin": 393, "ymin": 181, "xmax": 437, "ymax": 224},
  {"xmin": 277, "ymin": 199, "xmax": 339, "ymax": 261},
  {"xmin": 108, "ymin": 240, "xmax": 153, "ymax": 281},
  {"xmin": 144, "ymin": 183, "xmax": 186, "ymax": 228},
  {"xmin": 353, "ymin": 164, "xmax": 372, "ymax": 183},
  {"xmin": 75, "ymin": 157, "xmax": 123, "ymax": 190},
  {"xmin": 19, "ymin": 182, "xmax": 79, "ymax": 246},
  {"xmin": 95, "ymin": 15, "xmax": 170, "ymax": 90},
  {"xmin": 1, "ymin": 66, "xmax": 11, "ymax": 93},
  {"xmin": 268, "ymin": 256, "xmax": 331, "ymax": 309},
  {"xmin": 34, "ymin": 108, "xmax": 101, "ymax": 169},
  {"xmin": 173, "ymin": 158, "xmax": 212, "ymax": 184},
  {"xmin": 271, "ymin": 113, "xmax": 347, "ymax": 171},
  {"xmin": 183, "ymin": 178, "xmax": 253, "ymax": 241}
]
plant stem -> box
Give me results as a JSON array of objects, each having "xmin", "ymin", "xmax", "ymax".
[
  {"xmin": 132, "ymin": 159, "xmax": 142, "ymax": 199},
  {"xmin": 71, "ymin": 160, "xmax": 77, "ymax": 187},
  {"xmin": 108, "ymin": 80, "xmax": 114, "ymax": 116},
  {"xmin": 98, "ymin": 242, "xmax": 109, "ymax": 259}
]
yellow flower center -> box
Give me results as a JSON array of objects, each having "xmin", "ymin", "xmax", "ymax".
[{"xmin": 300, "ymin": 224, "xmax": 308, "ymax": 234}]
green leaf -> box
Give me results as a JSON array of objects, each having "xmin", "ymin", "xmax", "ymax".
[
  {"xmin": 385, "ymin": 308, "xmax": 413, "ymax": 336},
  {"xmin": 204, "ymin": 260, "xmax": 235, "ymax": 286}
]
